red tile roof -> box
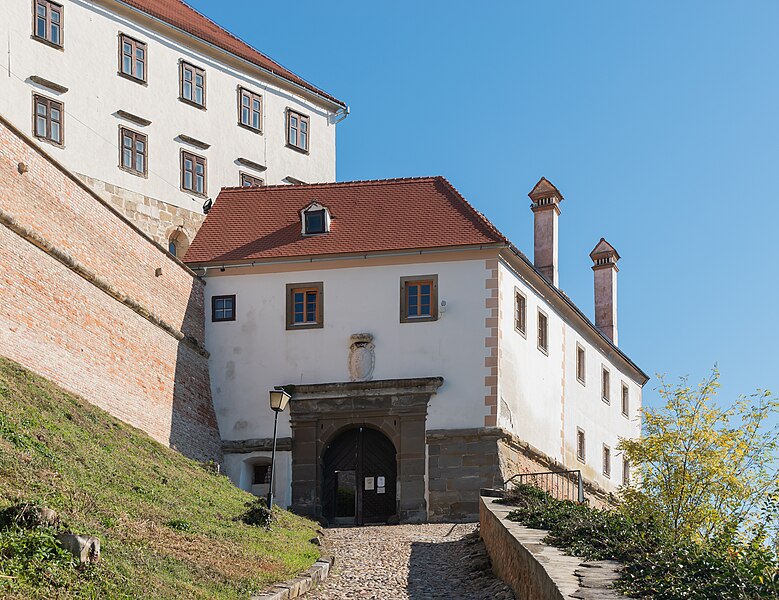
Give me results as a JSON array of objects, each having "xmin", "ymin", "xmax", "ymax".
[
  {"xmin": 184, "ymin": 177, "xmax": 508, "ymax": 264},
  {"xmin": 118, "ymin": 0, "xmax": 345, "ymax": 107}
]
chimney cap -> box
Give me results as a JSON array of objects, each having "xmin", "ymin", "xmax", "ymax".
[
  {"xmin": 590, "ymin": 237, "xmax": 621, "ymax": 263},
  {"xmin": 528, "ymin": 177, "xmax": 564, "ymax": 203}
]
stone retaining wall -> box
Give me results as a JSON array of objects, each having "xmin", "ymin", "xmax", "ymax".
[{"xmin": 479, "ymin": 496, "xmax": 623, "ymax": 599}]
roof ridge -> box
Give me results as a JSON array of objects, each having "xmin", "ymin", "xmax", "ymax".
[{"xmin": 219, "ymin": 176, "xmax": 441, "ymax": 193}]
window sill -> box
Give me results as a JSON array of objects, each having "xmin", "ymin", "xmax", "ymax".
[
  {"xmin": 178, "ymin": 97, "xmax": 207, "ymax": 111},
  {"xmin": 33, "ymin": 135, "xmax": 64, "ymax": 149},
  {"xmin": 117, "ymin": 71, "xmax": 148, "ymax": 86},
  {"xmin": 181, "ymin": 187, "xmax": 208, "ymax": 199},
  {"xmin": 537, "ymin": 346, "xmax": 549, "ymax": 356},
  {"xmin": 238, "ymin": 122, "xmax": 262, "ymax": 135},
  {"xmin": 286, "ymin": 142, "xmax": 310, "ymax": 155},
  {"xmin": 286, "ymin": 322, "xmax": 323, "ymax": 331},
  {"xmin": 577, "ymin": 377, "xmax": 586, "ymax": 386},
  {"xmin": 118, "ymin": 164, "xmax": 148, "ymax": 179},
  {"xmin": 602, "ymin": 398, "xmax": 610, "ymax": 405},
  {"xmin": 31, "ymin": 35, "xmax": 63, "ymax": 51},
  {"xmin": 400, "ymin": 316, "xmax": 438, "ymax": 324},
  {"xmin": 514, "ymin": 327, "xmax": 527, "ymax": 338}
]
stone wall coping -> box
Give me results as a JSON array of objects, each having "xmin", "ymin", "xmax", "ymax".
[
  {"xmin": 282, "ymin": 377, "xmax": 444, "ymax": 398},
  {"xmin": 222, "ymin": 437, "xmax": 292, "ymax": 453},
  {"xmin": 480, "ymin": 496, "xmax": 623, "ymax": 599},
  {"xmin": 249, "ymin": 555, "xmax": 334, "ymax": 600}
]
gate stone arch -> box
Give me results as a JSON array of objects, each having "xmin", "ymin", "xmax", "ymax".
[{"xmin": 285, "ymin": 377, "xmax": 442, "ymax": 524}]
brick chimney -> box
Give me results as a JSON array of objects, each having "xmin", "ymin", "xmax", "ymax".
[
  {"xmin": 590, "ymin": 238, "xmax": 620, "ymax": 345},
  {"xmin": 528, "ymin": 177, "xmax": 563, "ymax": 286}
]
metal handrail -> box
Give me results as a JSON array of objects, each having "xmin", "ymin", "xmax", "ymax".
[{"xmin": 503, "ymin": 469, "xmax": 585, "ymax": 503}]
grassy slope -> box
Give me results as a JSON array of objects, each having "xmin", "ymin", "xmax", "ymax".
[{"xmin": 0, "ymin": 357, "xmax": 319, "ymax": 599}]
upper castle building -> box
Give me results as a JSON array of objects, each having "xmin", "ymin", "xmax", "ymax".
[{"xmin": 0, "ymin": 0, "xmax": 346, "ymax": 254}]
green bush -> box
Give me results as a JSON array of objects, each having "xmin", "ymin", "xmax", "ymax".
[
  {"xmin": 0, "ymin": 527, "xmax": 77, "ymax": 590},
  {"xmin": 504, "ymin": 484, "xmax": 778, "ymax": 599},
  {"xmin": 238, "ymin": 497, "xmax": 274, "ymax": 529}
]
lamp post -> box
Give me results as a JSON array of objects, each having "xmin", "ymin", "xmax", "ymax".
[{"xmin": 266, "ymin": 388, "xmax": 291, "ymax": 510}]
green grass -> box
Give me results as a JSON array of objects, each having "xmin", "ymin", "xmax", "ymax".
[{"xmin": 0, "ymin": 357, "xmax": 320, "ymax": 599}]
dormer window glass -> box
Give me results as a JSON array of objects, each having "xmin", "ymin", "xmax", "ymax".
[{"xmin": 305, "ymin": 209, "xmax": 325, "ymax": 234}]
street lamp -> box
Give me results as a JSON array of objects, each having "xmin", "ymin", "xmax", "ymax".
[{"xmin": 266, "ymin": 388, "xmax": 291, "ymax": 510}]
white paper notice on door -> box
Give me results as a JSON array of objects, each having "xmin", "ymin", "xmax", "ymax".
[
  {"xmin": 364, "ymin": 477, "xmax": 375, "ymax": 490},
  {"xmin": 377, "ymin": 476, "xmax": 386, "ymax": 488},
  {"xmin": 377, "ymin": 486, "xmax": 385, "ymax": 494}
]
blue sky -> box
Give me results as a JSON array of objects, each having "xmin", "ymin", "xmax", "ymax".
[{"xmin": 190, "ymin": 0, "xmax": 779, "ymax": 414}]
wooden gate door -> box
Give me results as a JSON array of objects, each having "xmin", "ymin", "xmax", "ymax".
[{"xmin": 322, "ymin": 426, "xmax": 397, "ymax": 525}]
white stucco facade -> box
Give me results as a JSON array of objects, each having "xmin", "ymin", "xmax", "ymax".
[{"xmin": 0, "ymin": 0, "xmax": 341, "ymax": 241}]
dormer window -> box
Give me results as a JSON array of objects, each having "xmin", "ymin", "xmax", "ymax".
[{"xmin": 301, "ymin": 202, "xmax": 331, "ymax": 235}]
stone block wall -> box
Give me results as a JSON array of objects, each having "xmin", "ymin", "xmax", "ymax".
[{"xmin": 0, "ymin": 116, "xmax": 221, "ymax": 462}]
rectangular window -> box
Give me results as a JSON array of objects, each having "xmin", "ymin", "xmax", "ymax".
[
  {"xmin": 240, "ymin": 173, "xmax": 264, "ymax": 187},
  {"xmin": 576, "ymin": 428, "xmax": 586, "ymax": 462},
  {"xmin": 537, "ymin": 310, "xmax": 549, "ymax": 354},
  {"xmin": 286, "ymin": 282, "xmax": 323, "ymax": 330},
  {"xmin": 603, "ymin": 445, "xmax": 611, "ymax": 478},
  {"xmin": 622, "ymin": 458, "xmax": 630, "ymax": 486},
  {"xmin": 119, "ymin": 34, "xmax": 146, "ymax": 82},
  {"xmin": 238, "ymin": 87, "xmax": 262, "ymax": 131},
  {"xmin": 181, "ymin": 150, "xmax": 206, "ymax": 196},
  {"xmin": 33, "ymin": 94, "xmax": 63, "ymax": 146},
  {"xmin": 602, "ymin": 366, "xmax": 610, "ymax": 403},
  {"xmin": 287, "ymin": 109, "xmax": 309, "ymax": 152},
  {"xmin": 514, "ymin": 289, "xmax": 526, "ymax": 336},
  {"xmin": 180, "ymin": 61, "xmax": 206, "ymax": 107},
  {"xmin": 400, "ymin": 275, "xmax": 438, "ymax": 323},
  {"xmin": 211, "ymin": 295, "xmax": 236, "ymax": 322},
  {"xmin": 34, "ymin": 0, "xmax": 63, "ymax": 47},
  {"xmin": 576, "ymin": 344, "xmax": 586, "ymax": 384},
  {"xmin": 253, "ymin": 464, "xmax": 270, "ymax": 485},
  {"xmin": 621, "ymin": 383, "xmax": 630, "ymax": 417},
  {"xmin": 119, "ymin": 127, "xmax": 147, "ymax": 176}
]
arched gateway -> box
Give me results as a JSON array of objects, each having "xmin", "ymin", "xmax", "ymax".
[{"xmin": 323, "ymin": 426, "xmax": 397, "ymax": 525}]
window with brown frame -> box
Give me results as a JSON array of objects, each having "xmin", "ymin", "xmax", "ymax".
[
  {"xmin": 601, "ymin": 366, "xmax": 610, "ymax": 403},
  {"xmin": 537, "ymin": 310, "xmax": 548, "ymax": 354},
  {"xmin": 603, "ymin": 444, "xmax": 611, "ymax": 478},
  {"xmin": 212, "ymin": 295, "xmax": 236, "ymax": 322},
  {"xmin": 180, "ymin": 61, "xmax": 205, "ymax": 107},
  {"xmin": 514, "ymin": 289, "xmax": 526, "ymax": 336},
  {"xmin": 286, "ymin": 283, "xmax": 323, "ymax": 330},
  {"xmin": 119, "ymin": 34, "xmax": 146, "ymax": 82},
  {"xmin": 622, "ymin": 458, "xmax": 630, "ymax": 485},
  {"xmin": 576, "ymin": 428, "xmax": 586, "ymax": 462},
  {"xmin": 240, "ymin": 173, "xmax": 264, "ymax": 187},
  {"xmin": 119, "ymin": 127, "xmax": 147, "ymax": 176},
  {"xmin": 181, "ymin": 150, "xmax": 206, "ymax": 196},
  {"xmin": 34, "ymin": 0, "xmax": 63, "ymax": 47},
  {"xmin": 33, "ymin": 94, "xmax": 63, "ymax": 146},
  {"xmin": 238, "ymin": 88, "xmax": 262, "ymax": 131},
  {"xmin": 621, "ymin": 383, "xmax": 630, "ymax": 417},
  {"xmin": 400, "ymin": 276, "xmax": 438, "ymax": 323},
  {"xmin": 286, "ymin": 109, "xmax": 309, "ymax": 152},
  {"xmin": 576, "ymin": 344, "xmax": 586, "ymax": 384}
]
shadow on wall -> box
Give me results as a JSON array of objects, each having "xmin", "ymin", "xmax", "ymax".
[
  {"xmin": 407, "ymin": 528, "xmax": 514, "ymax": 599},
  {"xmin": 169, "ymin": 281, "xmax": 223, "ymax": 464}
]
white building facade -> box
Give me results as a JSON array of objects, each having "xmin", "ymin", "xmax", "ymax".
[
  {"xmin": 0, "ymin": 0, "xmax": 345, "ymax": 253},
  {"xmin": 185, "ymin": 177, "xmax": 648, "ymax": 523}
]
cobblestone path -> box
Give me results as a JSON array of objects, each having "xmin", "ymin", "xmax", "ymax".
[{"xmin": 308, "ymin": 523, "xmax": 515, "ymax": 600}]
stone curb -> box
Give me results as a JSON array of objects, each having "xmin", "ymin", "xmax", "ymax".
[{"xmin": 249, "ymin": 555, "xmax": 334, "ymax": 600}]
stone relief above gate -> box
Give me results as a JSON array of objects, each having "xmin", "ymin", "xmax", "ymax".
[{"xmin": 348, "ymin": 333, "xmax": 375, "ymax": 382}]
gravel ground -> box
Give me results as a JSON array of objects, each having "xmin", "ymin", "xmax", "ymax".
[{"xmin": 308, "ymin": 523, "xmax": 515, "ymax": 600}]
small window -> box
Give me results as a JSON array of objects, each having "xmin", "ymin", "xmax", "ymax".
[
  {"xmin": 622, "ymin": 458, "xmax": 630, "ymax": 486},
  {"xmin": 212, "ymin": 295, "xmax": 236, "ymax": 322},
  {"xmin": 119, "ymin": 127, "xmax": 147, "ymax": 176},
  {"xmin": 119, "ymin": 34, "xmax": 146, "ymax": 82},
  {"xmin": 34, "ymin": 0, "xmax": 63, "ymax": 47},
  {"xmin": 181, "ymin": 150, "xmax": 206, "ymax": 196},
  {"xmin": 33, "ymin": 94, "xmax": 63, "ymax": 146},
  {"xmin": 253, "ymin": 464, "xmax": 270, "ymax": 485},
  {"xmin": 601, "ymin": 366, "xmax": 610, "ymax": 404},
  {"xmin": 304, "ymin": 209, "xmax": 325, "ymax": 234},
  {"xmin": 168, "ymin": 230, "xmax": 188, "ymax": 258},
  {"xmin": 240, "ymin": 173, "xmax": 264, "ymax": 187},
  {"xmin": 287, "ymin": 109, "xmax": 309, "ymax": 152},
  {"xmin": 238, "ymin": 87, "xmax": 262, "ymax": 131},
  {"xmin": 168, "ymin": 240, "xmax": 177, "ymax": 255},
  {"xmin": 514, "ymin": 289, "xmax": 526, "ymax": 336},
  {"xmin": 576, "ymin": 428, "xmax": 586, "ymax": 462},
  {"xmin": 576, "ymin": 344, "xmax": 586, "ymax": 384},
  {"xmin": 537, "ymin": 310, "xmax": 548, "ymax": 354},
  {"xmin": 180, "ymin": 61, "xmax": 206, "ymax": 107},
  {"xmin": 621, "ymin": 383, "xmax": 630, "ymax": 417},
  {"xmin": 400, "ymin": 276, "xmax": 438, "ymax": 323},
  {"xmin": 603, "ymin": 445, "xmax": 611, "ymax": 478},
  {"xmin": 286, "ymin": 283, "xmax": 323, "ymax": 330}
]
